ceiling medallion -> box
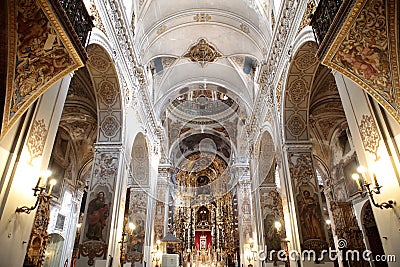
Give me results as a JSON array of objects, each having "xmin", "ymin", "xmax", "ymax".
[{"xmin": 183, "ymin": 38, "xmax": 222, "ymax": 67}]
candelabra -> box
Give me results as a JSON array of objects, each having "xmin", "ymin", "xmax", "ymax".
[
  {"xmin": 19, "ymin": 171, "xmax": 57, "ymax": 267},
  {"xmin": 120, "ymin": 222, "xmax": 136, "ymax": 265},
  {"xmin": 16, "ymin": 170, "xmax": 57, "ymax": 214},
  {"xmin": 152, "ymin": 240, "xmax": 162, "ymax": 267},
  {"xmin": 352, "ymin": 166, "xmax": 395, "ymax": 209}
]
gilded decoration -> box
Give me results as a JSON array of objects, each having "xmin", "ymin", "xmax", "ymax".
[
  {"xmin": 184, "ymin": 39, "xmax": 222, "ymax": 67},
  {"xmin": 89, "ymin": 0, "xmax": 107, "ymax": 36},
  {"xmin": 323, "ymin": 0, "xmax": 400, "ymax": 122},
  {"xmin": 27, "ymin": 119, "xmax": 48, "ymax": 162},
  {"xmin": 194, "ymin": 13, "xmax": 211, "ymax": 22},
  {"xmin": 79, "ymin": 241, "xmax": 107, "ymax": 266},
  {"xmin": 297, "ymin": 0, "xmax": 316, "ymax": 34},
  {"xmin": 2, "ymin": 0, "xmax": 82, "ymax": 139},
  {"xmin": 358, "ymin": 114, "xmax": 380, "ymax": 160},
  {"xmin": 23, "ymin": 195, "xmax": 51, "ymax": 267}
]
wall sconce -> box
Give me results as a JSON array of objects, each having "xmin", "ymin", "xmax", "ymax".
[
  {"xmin": 352, "ymin": 166, "xmax": 395, "ymax": 209},
  {"xmin": 16, "ymin": 171, "xmax": 57, "ymax": 214}
]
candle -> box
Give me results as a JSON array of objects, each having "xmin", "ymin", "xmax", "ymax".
[
  {"xmin": 35, "ymin": 177, "xmax": 41, "ymax": 189},
  {"xmin": 48, "ymin": 179, "xmax": 57, "ymax": 195},
  {"xmin": 352, "ymin": 173, "xmax": 361, "ymax": 191},
  {"xmin": 373, "ymin": 173, "xmax": 379, "ymax": 187}
]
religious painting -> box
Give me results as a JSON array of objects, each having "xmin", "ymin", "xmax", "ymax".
[
  {"xmin": 263, "ymin": 215, "xmax": 281, "ymax": 252},
  {"xmin": 55, "ymin": 213, "xmax": 66, "ymax": 231},
  {"xmin": 343, "ymin": 156, "xmax": 360, "ymax": 197},
  {"xmin": 296, "ymin": 186, "xmax": 325, "ymax": 242},
  {"xmin": 84, "ymin": 188, "xmax": 111, "ymax": 242},
  {"xmin": 127, "ymin": 190, "xmax": 148, "ymax": 263}
]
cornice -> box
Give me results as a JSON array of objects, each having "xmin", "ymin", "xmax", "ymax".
[{"xmin": 248, "ymin": 0, "xmax": 307, "ymax": 139}]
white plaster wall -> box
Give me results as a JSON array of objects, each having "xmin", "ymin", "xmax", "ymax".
[
  {"xmin": 0, "ymin": 75, "xmax": 72, "ymax": 267},
  {"xmin": 334, "ymin": 73, "xmax": 400, "ymax": 267}
]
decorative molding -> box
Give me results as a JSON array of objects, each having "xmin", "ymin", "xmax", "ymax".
[
  {"xmin": 358, "ymin": 114, "xmax": 380, "ymax": 160},
  {"xmin": 323, "ymin": 0, "xmax": 400, "ymax": 122},
  {"xmin": 2, "ymin": 0, "xmax": 82, "ymax": 139},
  {"xmin": 79, "ymin": 241, "xmax": 108, "ymax": 266},
  {"xmin": 193, "ymin": 13, "xmax": 211, "ymax": 22},
  {"xmin": 27, "ymin": 119, "xmax": 48, "ymax": 163},
  {"xmin": 183, "ymin": 38, "xmax": 222, "ymax": 67}
]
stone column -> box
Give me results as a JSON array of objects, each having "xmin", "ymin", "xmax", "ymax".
[
  {"xmin": 233, "ymin": 164, "xmax": 258, "ymax": 267},
  {"xmin": 77, "ymin": 144, "xmax": 126, "ymax": 267},
  {"xmin": 281, "ymin": 144, "xmax": 329, "ymax": 266},
  {"xmin": 153, "ymin": 164, "xmax": 172, "ymax": 244}
]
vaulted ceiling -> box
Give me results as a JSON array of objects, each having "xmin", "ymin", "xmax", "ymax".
[{"xmin": 128, "ymin": 0, "xmax": 275, "ymax": 165}]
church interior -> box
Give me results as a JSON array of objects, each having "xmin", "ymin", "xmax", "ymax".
[{"xmin": 0, "ymin": 0, "xmax": 400, "ymax": 267}]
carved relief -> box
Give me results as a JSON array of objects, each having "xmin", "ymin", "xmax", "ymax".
[
  {"xmin": 193, "ymin": 13, "xmax": 211, "ymax": 22},
  {"xmin": 287, "ymin": 114, "xmax": 306, "ymax": 137},
  {"xmin": 79, "ymin": 241, "xmax": 107, "ymax": 266},
  {"xmin": 93, "ymin": 153, "xmax": 119, "ymax": 186},
  {"xmin": 89, "ymin": 0, "xmax": 107, "ymax": 36},
  {"xmin": 101, "ymin": 115, "xmax": 119, "ymax": 138},
  {"xmin": 284, "ymin": 42, "xmax": 319, "ymax": 141},
  {"xmin": 288, "ymin": 79, "xmax": 307, "ymax": 104},
  {"xmin": 359, "ymin": 114, "xmax": 380, "ymax": 159},
  {"xmin": 23, "ymin": 195, "xmax": 51, "ymax": 266},
  {"xmin": 87, "ymin": 45, "xmax": 122, "ymax": 142},
  {"xmin": 88, "ymin": 53, "xmax": 110, "ymax": 73},
  {"xmin": 27, "ymin": 119, "xmax": 48, "ymax": 162},
  {"xmin": 184, "ymin": 39, "xmax": 222, "ymax": 66},
  {"xmin": 99, "ymin": 81, "xmax": 117, "ymax": 106}
]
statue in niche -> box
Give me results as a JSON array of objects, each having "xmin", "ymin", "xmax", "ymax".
[
  {"xmin": 298, "ymin": 190, "xmax": 324, "ymax": 240},
  {"xmin": 86, "ymin": 191, "xmax": 109, "ymax": 241}
]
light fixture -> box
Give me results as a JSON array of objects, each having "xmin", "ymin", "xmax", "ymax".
[
  {"xmin": 274, "ymin": 221, "xmax": 282, "ymax": 232},
  {"xmin": 352, "ymin": 166, "xmax": 395, "ymax": 209},
  {"xmin": 16, "ymin": 171, "xmax": 56, "ymax": 214}
]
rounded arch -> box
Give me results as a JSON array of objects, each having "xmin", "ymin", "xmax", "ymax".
[
  {"xmin": 282, "ymin": 41, "xmax": 319, "ymax": 142},
  {"xmin": 130, "ymin": 132, "xmax": 150, "ymax": 187},
  {"xmin": 86, "ymin": 44, "xmax": 124, "ymax": 143},
  {"xmin": 255, "ymin": 130, "xmax": 276, "ymax": 186}
]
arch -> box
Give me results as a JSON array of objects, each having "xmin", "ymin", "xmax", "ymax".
[
  {"xmin": 43, "ymin": 233, "xmax": 65, "ymax": 267},
  {"xmin": 282, "ymin": 41, "xmax": 319, "ymax": 142},
  {"xmin": 86, "ymin": 44, "xmax": 124, "ymax": 143},
  {"xmin": 256, "ymin": 130, "xmax": 276, "ymax": 186},
  {"xmin": 130, "ymin": 132, "xmax": 150, "ymax": 187}
]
